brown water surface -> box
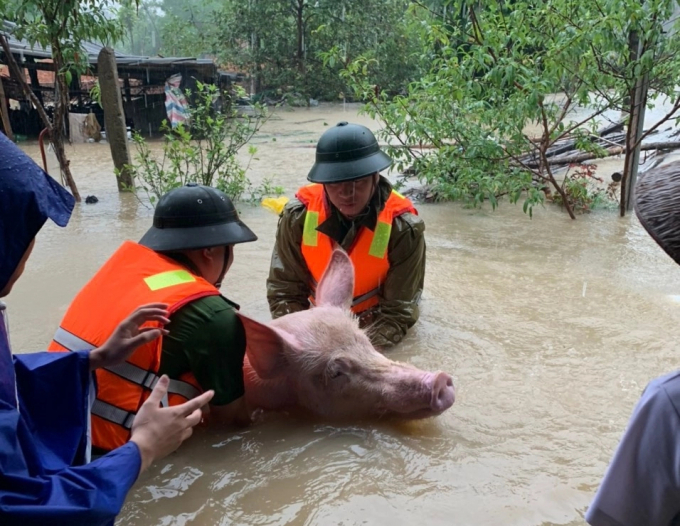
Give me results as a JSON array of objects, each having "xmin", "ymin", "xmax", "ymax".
[{"xmin": 8, "ymin": 103, "xmax": 680, "ymax": 526}]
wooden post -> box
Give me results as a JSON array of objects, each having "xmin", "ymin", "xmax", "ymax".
[
  {"xmin": 0, "ymin": 75, "xmax": 14, "ymax": 141},
  {"xmin": 620, "ymin": 23, "xmax": 651, "ymax": 215},
  {"xmin": 27, "ymin": 57, "xmax": 44, "ymax": 105},
  {"xmin": 69, "ymin": 68, "xmax": 82, "ymax": 107},
  {"xmin": 98, "ymin": 47, "xmax": 133, "ymax": 192},
  {"xmin": 623, "ymin": 71, "xmax": 649, "ymax": 213},
  {"xmin": 123, "ymin": 75, "xmax": 132, "ymax": 103}
]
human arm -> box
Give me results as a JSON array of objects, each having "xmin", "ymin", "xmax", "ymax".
[
  {"xmin": 0, "ymin": 430, "xmax": 143, "ymax": 526},
  {"xmin": 1, "ymin": 376, "xmax": 213, "ymax": 526},
  {"xmin": 267, "ymin": 199, "xmax": 313, "ymax": 318},
  {"xmin": 130, "ymin": 375, "xmax": 214, "ymax": 472},
  {"xmin": 5, "ymin": 347, "xmax": 141, "ymax": 525},
  {"xmin": 160, "ymin": 296, "xmax": 251, "ymax": 427},
  {"xmin": 360, "ymin": 213, "xmax": 426, "ymax": 349},
  {"xmin": 88, "ymin": 303, "xmax": 170, "ymax": 372},
  {"xmin": 585, "ymin": 372, "xmax": 680, "ymax": 526},
  {"xmin": 2, "ymin": 304, "xmax": 211, "ymax": 525},
  {"xmin": 84, "ymin": 303, "xmax": 214, "ymax": 470}
]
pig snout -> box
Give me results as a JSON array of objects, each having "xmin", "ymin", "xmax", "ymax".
[{"xmin": 426, "ymin": 372, "xmax": 455, "ymax": 413}]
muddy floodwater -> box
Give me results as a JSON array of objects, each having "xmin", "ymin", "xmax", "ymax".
[{"xmin": 8, "ymin": 103, "xmax": 680, "ymax": 525}]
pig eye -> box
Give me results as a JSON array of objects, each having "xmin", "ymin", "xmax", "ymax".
[{"xmin": 328, "ymin": 369, "xmax": 345, "ymax": 380}]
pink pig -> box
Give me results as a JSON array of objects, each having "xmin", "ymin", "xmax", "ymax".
[{"xmin": 237, "ymin": 249, "xmax": 455, "ymax": 420}]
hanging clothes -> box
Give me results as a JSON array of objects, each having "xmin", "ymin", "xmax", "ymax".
[{"xmin": 164, "ymin": 73, "xmax": 189, "ymax": 129}]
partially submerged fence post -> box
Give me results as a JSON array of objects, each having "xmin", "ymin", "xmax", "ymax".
[
  {"xmin": 620, "ymin": 24, "xmax": 650, "ymax": 216},
  {"xmin": 98, "ymin": 47, "xmax": 133, "ymax": 192}
]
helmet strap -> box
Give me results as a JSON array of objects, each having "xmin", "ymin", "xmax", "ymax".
[
  {"xmin": 163, "ymin": 251, "xmax": 201, "ymax": 276},
  {"xmin": 214, "ymin": 245, "xmax": 233, "ymax": 288}
]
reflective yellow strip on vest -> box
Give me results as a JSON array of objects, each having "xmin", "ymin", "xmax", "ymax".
[
  {"xmin": 368, "ymin": 221, "xmax": 392, "ymax": 259},
  {"xmin": 303, "ymin": 211, "xmax": 319, "ymax": 247},
  {"xmin": 144, "ymin": 269, "xmax": 196, "ymax": 291},
  {"xmin": 391, "ymin": 189, "xmax": 406, "ymax": 199}
]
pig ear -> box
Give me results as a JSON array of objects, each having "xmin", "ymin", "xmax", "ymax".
[
  {"xmin": 236, "ymin": 313, "xmax": 298, "ymax": 379},
  {"xmin": 315, "ymin": 249, "xmax": 354, "ymax": 309}
]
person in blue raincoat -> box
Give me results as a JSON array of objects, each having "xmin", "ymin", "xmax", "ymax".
[{"xmin": 0, "ymin": 131, "xmax": 215, "ymax": 526}]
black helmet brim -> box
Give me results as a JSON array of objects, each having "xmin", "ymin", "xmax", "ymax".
[
  {"xmin": 139, "ymin": 219, "xmax": 258, "ymax": 252},
  {"xmin": 307, "ymin": 149, "xmax": 393, "ymax": 184}
]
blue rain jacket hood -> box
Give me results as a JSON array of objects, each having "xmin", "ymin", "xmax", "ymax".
[
  {"xmin": 0, "ymin": 132, "xmax": 74, "ymax": 291},
  {"xmin": 0, "ymin": 134, "xmax": 141, "ymax": 525}
]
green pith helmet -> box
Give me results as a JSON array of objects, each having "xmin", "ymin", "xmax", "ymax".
[
  {"xmin": 307, "ymin": 122, "xmax": 393, "ymax": 184},
  {"xmin": 139, "ymin": 183, "xmax": 257, "ymax": 252}
]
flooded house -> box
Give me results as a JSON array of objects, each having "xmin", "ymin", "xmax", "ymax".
[{"xmin": 0, "ymin": 20, "xmax": 238, "ymax": 142}]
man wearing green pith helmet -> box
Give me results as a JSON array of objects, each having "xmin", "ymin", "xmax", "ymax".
[{"xmin": 267, "ymin": 122, "xmax": 426, "ymax": 348}]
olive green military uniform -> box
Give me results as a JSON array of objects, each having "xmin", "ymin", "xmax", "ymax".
[
  {"xmin": 267, "ymin": 177, "xmax": 426, "ymax": 348},
  {"xmin": 158, "ymin": 295, "xmax": 246, "ymax": 406}
]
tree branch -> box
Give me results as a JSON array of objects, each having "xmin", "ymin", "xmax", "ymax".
[
  {"xmin": 0, "ymin": 32, "xmax": 52, "ymax": 130},
  {"xmin": 636, "ymin": 94, "xmax": 680, "ymax": 147}
]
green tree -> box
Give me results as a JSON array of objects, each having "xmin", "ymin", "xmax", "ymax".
[
  {"xmin": 117, "ymin": 1, "xmax": 163, "ymax": 56},
  {"xmin": 127, "ymin": 83, "xmax": 271, "ymax": 205},
  {"xmin": 583, "ymin": 0, "xmax": 680, "ymax": 216},
  {"xmin": 331, "ymin": 0, "xmax": 680, "ymax": 218},
  {"xmin": 1, "ymin": 0, "xmax": 124, "ymax": 201},
  {"xmin": 214, "ymin": 0, "xmax": 426, "ymax": 101}
]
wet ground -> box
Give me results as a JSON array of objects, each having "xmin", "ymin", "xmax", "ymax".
[{"xmin": 8, "ymin": 103, "xmax": 680, "ymax": 525}]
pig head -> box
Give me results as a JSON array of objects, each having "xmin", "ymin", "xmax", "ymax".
[{"xmin": 237, "ymin": 249, "xmax": 455, "ymax": 420}]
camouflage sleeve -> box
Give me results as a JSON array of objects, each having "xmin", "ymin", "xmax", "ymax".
[
  {"xmin": 266, "ymin": 199, "xmax": 313, "ymax": 318},
  {"xmin": 360, "ymin": 212, "xmax": 426, "ymax": 349}
]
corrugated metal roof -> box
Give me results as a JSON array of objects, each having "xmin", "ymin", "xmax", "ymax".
[{"xmin": 1, "ymin": 20, "xmax": 215, "ymax": 68}]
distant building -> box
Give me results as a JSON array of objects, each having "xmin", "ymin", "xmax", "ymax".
[{"xmin": 0, "ymin": 20, "xmax": 240, "ymax": 139}]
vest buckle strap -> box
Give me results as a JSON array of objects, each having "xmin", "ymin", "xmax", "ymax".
[
  {"xmin": 351, "ymin": 287, "xmax": 379, "ymax": 307},
  {"xmin": 91, "ymin": 398, "xmax": 135, "ymax": 430},
  {"xmin": 166, "ymin": 379, "xmax": 201, "ymax": 400},
  {"xmin": 106, "ymin": 362, "xmax": 199, "ymax": 399},
  {"xmin": 107, "ymin": 361, "xmax": 158, "ymax": 388}
]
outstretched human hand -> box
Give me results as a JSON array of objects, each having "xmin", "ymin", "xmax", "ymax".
[
  {"xmin": 89, "ymin": 303, "xmax": 170, "ymax": 372},
  {"xmin": 130, "ymin": 375, "xmax": 215, "ymax": 473}
]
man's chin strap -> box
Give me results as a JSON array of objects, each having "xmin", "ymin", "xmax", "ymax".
[{"xmin": 214, "ymin": 245, "xmax": 232, "ymax": 288}]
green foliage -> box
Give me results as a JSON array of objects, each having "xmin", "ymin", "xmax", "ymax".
[
  {"xmin": 551, "ymin": 164, "xmax": 617, "ymax": 213},
  {"xmin": 116, "ymin": 1, "xmax": 162, "ymax": 56},
  {"xmin": 2, "ymin": 0, "xmax": 128, "ymax": 198},
  {"xmin": 4, "ymin": 0, "xmax": 124, "ymax": 74},
  {"xmin": 89, "ymin": 80, "xmax": 102, "ymax": 108},
  {"xmin": 333, "ymin": 0, "xmax": 680, "ymax": 217},
  {"xmin": 117, "ymin": 0, "xmax": 428, "ymax": 101},
  {"xmin": 126, "ymin": 83, "xmax": 276, "ymax": 206},
  {"xmin": 247, "ymin": 177, "xmax": 285, "ymax": 204}
]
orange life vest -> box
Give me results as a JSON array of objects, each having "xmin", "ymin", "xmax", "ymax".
[
  {"xmin": 296, "ymin": 184, "xmax": 417, "ymax": 313},
  {"xmin": 48, "ymin": 241, "xmax": 220, "ymax": 452}
]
